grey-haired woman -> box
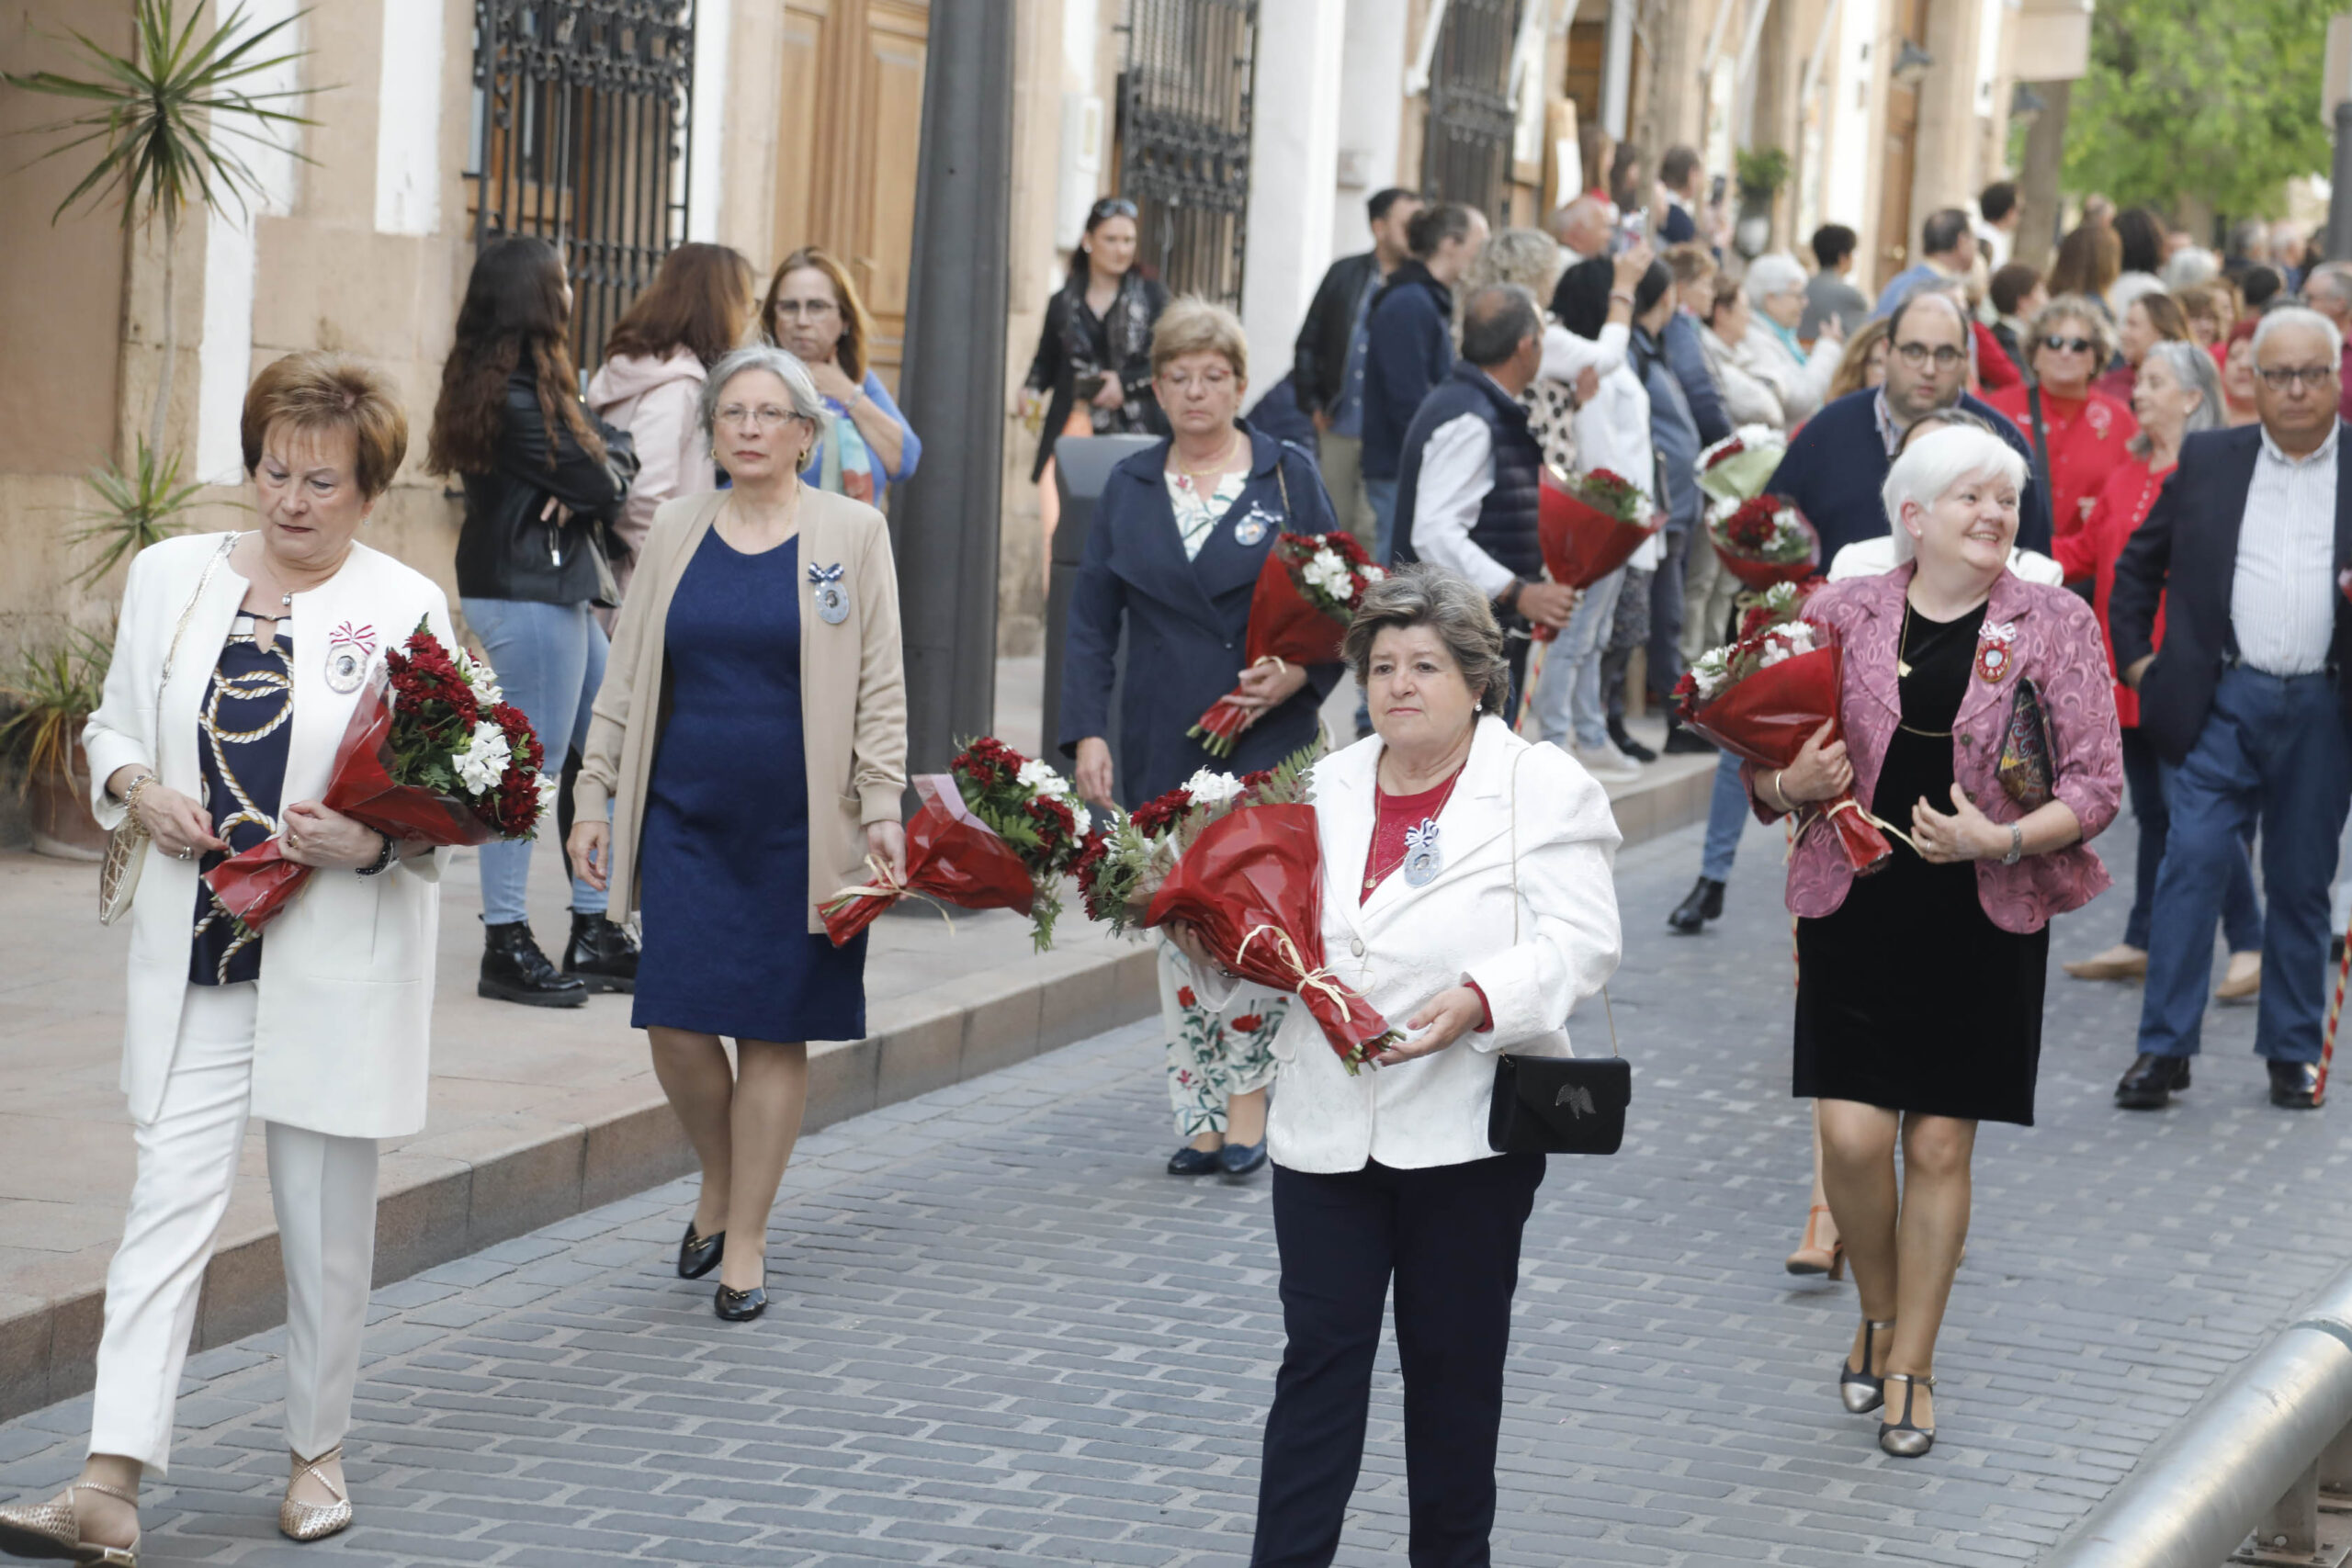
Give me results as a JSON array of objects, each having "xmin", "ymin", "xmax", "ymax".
[
  {"xmin": 2055, "ymin": 339, "xmax": 2261, "ymax": 996},
  {"xmin": 1232, "ymin": 563, "xmax": 1622, "ymax": 1563},
  {"xmin": 570, "ymin": 345, "xmax": 909, "ymax": 1324}
]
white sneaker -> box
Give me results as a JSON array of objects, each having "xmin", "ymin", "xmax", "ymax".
[{"xmin": 1569, "ymin": 741, "xmax": 1641, "ymax": 782}]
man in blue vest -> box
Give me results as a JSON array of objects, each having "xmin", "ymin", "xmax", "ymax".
[{"xmin": 1394, "ymin": 284, "xmax": 1577, "ymax": 716}]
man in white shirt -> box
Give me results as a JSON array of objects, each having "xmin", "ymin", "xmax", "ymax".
[
  {"xmin": 1392, "ymin": 286, "xmax": 1577, "ymax": 717},
  {"xmin": 2111, "ymin": 307, "xmax": 2352, "ymax": 1111}
]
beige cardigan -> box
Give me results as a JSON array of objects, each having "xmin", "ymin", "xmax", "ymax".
[{"xmin": 574, "ymin": 487, "xmax": 908, "ymax": 933}]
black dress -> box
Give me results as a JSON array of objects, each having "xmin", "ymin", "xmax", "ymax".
[{"xmin": 1793, "ymin": 601, "xmax": 2049, "ymax": 1126}]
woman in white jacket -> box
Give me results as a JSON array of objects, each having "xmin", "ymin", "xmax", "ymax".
[
  {"xmin": 1738, "ymin": 252, "xmax": 1843, "ymax": 426},
  {"xmin": 585, "ymin": 242, "xmax": 756, "ymax": 607},
  {"xmin": 0, "ymin": 355, "xmax": 452, "ymax": 1564},
  {"xmin": 1219, "ymin": 565, "xmax": 1623, "ymax": 1564}
]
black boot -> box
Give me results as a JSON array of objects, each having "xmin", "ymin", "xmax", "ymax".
[
  {"xmin": 1668, "ymin": 876, "xmax": 1725, "ymax": 933},
  {"xmin": 480, "ymin": 921, "xmax": 588, "ymax": 1008},
  {"xmin": 563, "ymin": 909, "xmax": 639, "ymax": 993},
  {"xmin": 1607, "ymin": 718, "xmax": 1657, "ymax": 763}
]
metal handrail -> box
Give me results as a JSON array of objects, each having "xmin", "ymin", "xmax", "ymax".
[{"xmin": 2044, "ymin": 1265, "xmax": 2352, "ymax": 1567}]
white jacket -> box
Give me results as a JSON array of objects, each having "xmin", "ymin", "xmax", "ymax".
[
  {"xmin": 1266, "ymin": 716, "xmax": 1623, "ymax": 1173},
  {"xmin": 1736, "ymin": 321, "xmax": 1841, "ymax": 426},
  {"xmin": 83, "ymin": 533, "xmax": 452, "ymax": 1138},
  {"xmin": 1700, "ymin": 322, "xmax": 1786, "ymax": 431}
]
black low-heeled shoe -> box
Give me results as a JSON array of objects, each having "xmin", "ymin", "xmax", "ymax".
[
  {"xmin": 714, "ymin": 1283, "xmax": 767, "ymax": 1322},
  {"xmin": 1218, "ymin": 1141, "xmax": 1267, "ymax": 1176},
  {"xmin": 1166, "ymin": 1146, "xmax": 1220, "ymax": 1176},
  {"xmin": 677, "ymin": 1223, "xmax": 724, "ymax": 1280},
  {"xmin": 1840, "ymin": 1317, "xmax": 1895, "ymax": 1414}
]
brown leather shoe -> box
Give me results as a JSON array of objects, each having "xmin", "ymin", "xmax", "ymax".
[
  {"xmin": 2064, "ymin": 944, "xmax": 2148, "ymax": 981},
  {"xmin": 2215, "ymin": 952, "xmax": 2261, "ymax": 1002}
]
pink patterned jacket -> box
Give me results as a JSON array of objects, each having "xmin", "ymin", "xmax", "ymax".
[{"xmin": 1747, "ymin": 565, "xmax": 2124, "ymax": 933}]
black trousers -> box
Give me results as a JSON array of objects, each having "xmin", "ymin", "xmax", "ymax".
[{"xmin": 1250, "ymin": 1152, "xmax": 1546, "ymax": 1568}]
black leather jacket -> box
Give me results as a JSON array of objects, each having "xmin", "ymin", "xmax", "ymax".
[
  {"xmin": 452, "ymin": 368, "xmax": 639, "ymax": 604},
  {"xmin": 1291, "ymin": 250, "xmax": 1378, "ymax": 416}
]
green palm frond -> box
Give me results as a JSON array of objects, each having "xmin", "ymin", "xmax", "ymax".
[
  {"xmin": 5, "ymin": 0, "xmax": 322, "ymax": 229},
  {"xmin": 68, "ymin": 439, "xmax": 204, "ymax": 586},
  {"xmin": 0, "ymin": 625, "xmax": 112, "ymax": 791}
]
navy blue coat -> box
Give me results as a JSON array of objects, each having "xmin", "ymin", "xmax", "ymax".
[
  {"xmin": 2111, "ymin": 423, "xmax": 2352, "ymax": 763},
  {"xmin": 1058, "ymin": 423, "xmax": 1346, "ymax": 807},
  {"xmin": 1360, "ymin": 261, "xmax": 1455, "ymax": 480},
  {"xmin": 1763, "ymin": 388, "xmax": 2054, "ymax": 559},
  {"xmin": 1661, "ymin": 311, "xmax": 1734, "ymax": 448}
]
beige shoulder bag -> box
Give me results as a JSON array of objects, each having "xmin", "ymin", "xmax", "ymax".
[{"xmin": 98, "ymin": 534, "xmax": 237, "ymax": 926}]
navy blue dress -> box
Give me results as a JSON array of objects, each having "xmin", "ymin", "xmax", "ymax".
[{"xmin": 632, "ymin": 527, "xmax": 867, "ymax": 1042}]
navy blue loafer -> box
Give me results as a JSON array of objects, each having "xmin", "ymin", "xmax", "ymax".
[
  {"xmin": 1218, "ymin": 1141, "xmax": 1268, "ymax": 1177},
  {"xmin": 1166, "ymin": 1146, "xmax": 1221, "ymax": 1176}
]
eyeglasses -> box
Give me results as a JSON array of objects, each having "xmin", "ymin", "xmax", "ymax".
[
  {"xmin": 2256, "ymin": 365, "xmax": 2339, "ymax": 390},
  {"xmin": 1893, "ymin": 343, "xmax": 1967, "ymax": 369},
  {"xmin": 1159, "ymin": 367, "xmax": 1235, "ymax": 394},
  {"xmin": 2038, "ymin": 336, "xmax": 2097, "ymax": 355},
  {"xmin": 715, "ymin": 404, "xmax": 802, "ymax": 430},
  {"xmin": 770, "ymin": 299, "xmax": 839, "ymax": 321},
  {"xmin": 1090, "ymin": 197, "xmax": 1139, "ymax": 221}
]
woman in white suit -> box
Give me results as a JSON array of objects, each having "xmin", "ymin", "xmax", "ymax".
[
  {"xmin": 0, "ymin": 355, "xmax": 452, "ymax": 1565},
  {"xmin": 1222, "ymin": 564, "xmax": 1623, "ymax": 1565}
]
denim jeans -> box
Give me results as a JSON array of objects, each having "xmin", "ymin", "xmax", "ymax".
[
  {"xmin": 460, "ymin": 596, "xmax": 610, "ymax": 926},
  {"xmin": 1366, "ymin": 476, "xmax": 1400, "ymax": 567},
  {"xmin": 1532, "ymin": 567, "xmax": 1624, "ymax": 750},
  {"xmin": 2120, "ymin": 726, "xmax": 2259, "ymax": 953},
  {"xmin": 1701, "ymin": 750, "xmax": 1748, "ymax": 882},
  {"xmin": 1645, "ymin": 526, "xmax": 1690, "ymax": 703},
  {"xmin": 2136, "ymin": 669, "xmax": 2351, "ymax": 1062}
]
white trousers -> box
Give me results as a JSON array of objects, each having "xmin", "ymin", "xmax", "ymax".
[{"xmin": 87, "ymin": 983, "xmax": 380, "ymax": 1474}]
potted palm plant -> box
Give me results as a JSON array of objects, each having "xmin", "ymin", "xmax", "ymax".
[
  {"xmin": 1, "ymin": 628, "xmax": 112, "ymax": 859},
  {"xmin": 3, "ymin": 0, "xmax": 316, "ymax": 855}
]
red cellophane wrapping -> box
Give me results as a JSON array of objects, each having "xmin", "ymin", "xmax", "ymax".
[
  {"xmin": 819, "ymin": 773, "xmax": 1035, "ymax": 945},
  {"xmin": 1711, "ymin": 511, "xmax": 1822, "ymax": 591},
  {"xmin": 1143, "ymin": 802, "xmax": 1397, "ymax": 1073},
  {"xmin": 1532, "ymin": 468, "xmax": 1665, "ymax": 643},
  {"xmin": 203, "ymin": 673, "xmax": 507, "ymax": 931},
  {"xmin": 1190, "ymin": 547, "xmax": 1351, "ymax": 754},
  {"xmin": 1679, "ymin": 637, "xmax": 1892, "ymax": 876}
]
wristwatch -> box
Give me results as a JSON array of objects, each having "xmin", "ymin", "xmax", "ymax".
[
  {"xmin": 2002, "ymin": 823, "xmax": 2024, "ymax": 865},
  {"xmin": 356, "ymin": 831, "xmax": 397, "ymax": 877}
]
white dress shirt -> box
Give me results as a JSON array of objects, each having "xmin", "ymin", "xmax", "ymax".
[
  {"xmin": 1410, "ymin": 404, "xmax": 1514, "ymax": 597},
  {"xmin": 2232, "ymin": 423, "xmax": 2341, "ymax": 676}
]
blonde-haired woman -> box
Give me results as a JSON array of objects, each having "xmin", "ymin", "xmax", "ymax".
[
  {"xmin": 0, "ymin": 354, "xmax": 451, "ymax": 1560},
  {"xmin": 1061, "ymin": 297, "xmax": 1343, "ymax": 1176},
  {"xmin": 761, "ymin": 245, "xmax": 922, "ymax": 504}
]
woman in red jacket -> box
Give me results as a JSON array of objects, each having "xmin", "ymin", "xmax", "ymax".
[
  {"xmin": 2052, "ymin": 340, "xmax": 2261, "ymax": 995},
  {"xmin": 1985, "ymin": 295, "xmax": 2138, "ymax": 546}
]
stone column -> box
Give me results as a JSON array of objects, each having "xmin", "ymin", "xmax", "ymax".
[
  {"xmin": 1907, "ymin": 0, "xmax": 1984, "ymax": 223},
  {"xmin": 893, "ymin": 2, "xmax": 1017, "ymax": 773}
]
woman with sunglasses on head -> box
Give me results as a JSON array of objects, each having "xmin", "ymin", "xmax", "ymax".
[
  {"xmin": 761, "ymin": 247, "xmax": 922, "ymax": 507},
  {"xmin": 1022, "ymin": 197, "xmax": 1171, "ymax": 573},
  {"xmin": 1984, "ymin": 295, "xmax": 2138, "ymax": 547}
]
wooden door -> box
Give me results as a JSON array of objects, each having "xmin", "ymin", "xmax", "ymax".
[
  {"xmin": 1875, "ymin": 0, "xmax": 1928, "ymax": 288},
  {"xmin": 774, "ymin": 0, "xmax": 930, "ymax": 391}
]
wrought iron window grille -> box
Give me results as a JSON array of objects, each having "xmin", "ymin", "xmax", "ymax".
[
  {"xmin": 1422, "ymin": 0, "xmax": 1522, "ymax": 219},
  {"xmin": 1114, "ymin": 0, "xmax": 1258, "ymax": 310}
]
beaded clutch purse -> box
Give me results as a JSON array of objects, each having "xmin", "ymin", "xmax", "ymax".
[{"xmin": 1996, "ymin": 678, "xmax": 2055, "ymax": 811}]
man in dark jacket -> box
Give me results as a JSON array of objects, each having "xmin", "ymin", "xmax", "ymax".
[
  {"xmin": 2109, "ymin": 308, "xmax": 2352, "ymax": 1111},
  {"xmin": 1361, "ymin": 201, "xmax": 1489, "ymax": 566},
  {"xmin": 1294, "ymin": 186, "xmax": 1421, "ymax": 550},
  {"xmin": 1391, "ymin": 285, "xmax": 1578, "ymax": 714}
]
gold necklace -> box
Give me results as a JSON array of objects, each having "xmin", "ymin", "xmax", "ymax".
[{"xmin": 1173, "ymin": 432, "xmax": 1240, "ymax": 486}]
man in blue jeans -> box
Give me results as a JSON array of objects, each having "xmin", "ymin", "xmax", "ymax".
[{"xmin": 2110, "ymin": 308, "xmax": 2352, "ymax": 1110}]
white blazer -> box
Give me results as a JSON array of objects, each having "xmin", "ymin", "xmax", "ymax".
[
  {"xmin": 83, "ymin": 533, "xmax": 452, "ymax": 1139},
  {"xmin": 1265, "ymin": 716, "xmax": 1623, "ymax": 1174}
]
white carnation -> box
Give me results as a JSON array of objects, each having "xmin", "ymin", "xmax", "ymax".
[
  {"xmin": 456, "ymin": 646, "xmax": 503, "ymax": 705},
  {"xmin": 1182, "ymin": 768, "xmax": 1243, "ymax": 806},
  {"xmin": 454, "ymin": 720, "xmax": 513, "ymax": 795},
  {"xmin": 534, "ymin": 772, "xmax": 560, "ymax": 816},
  {"xmin": 1362, "ymin": 564, "xmax": 1385, "ymax": 582},
  {"xmin": 1015, "ymin": 758, "xmax": 1072, "ymax": 799},
  {"xmin": 1301, "ymin": 549, "xmax": 1355, "ymax": 602},
  {"xmin": 1070, "ymin": 804, "xmax": 1093, "ymax": 839}
]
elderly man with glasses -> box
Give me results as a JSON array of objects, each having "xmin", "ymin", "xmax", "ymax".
[
  {"xmin": 2109, "ymin": 306, "xmax": 2352, "ymax": 1111},
  {"xmin": 1757, "ymin": 292, "xmax": 2052, "ymax": 561}
]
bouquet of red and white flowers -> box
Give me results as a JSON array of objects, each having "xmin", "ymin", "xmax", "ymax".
[
  {"xmin": 820, "ymin": 738, "xmax": 1090, "ymax": 951},
  {"xmin": 1709, "ymin": 494, "xmax": 1821, "ymax": 590},
  {"xmin": 204, "ymin": 617, "xmax": 553, "ymax": 930},
  {"xmin": 1696, "ymin": 425, "xmax": 1787, "ymax": 512},
  {"xmin": 1673, "ymin": 583, "xmax": 1891, "ymax": 875},
  {"xmin": 1075, "ymin": 762, "xmax": 1279, "ymax": 934},
  {"xmin": 1537, "ymin": 466, "xmax": 1664, "ymax": 598},
  {"xmin": 1189, "ymin": 531, "xmax": 1384, "ymax": 757}
]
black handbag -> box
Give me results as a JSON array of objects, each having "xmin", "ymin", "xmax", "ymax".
[{"xmin": 1487, "ymin": 750, "xmax": 1631, "ymax": 1156}]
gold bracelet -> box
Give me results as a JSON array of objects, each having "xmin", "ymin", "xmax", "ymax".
[
  {"xmin": 119, "ymin": 773, "xmax": 157, "ymax": 833},
  {"xmin": 1768, "ymin": 770, "xmax": 1787, "ymax": 813}
]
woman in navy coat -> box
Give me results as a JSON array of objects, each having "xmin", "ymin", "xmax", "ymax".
[{"xmin": 1061, "ymin": 298, "xmax": 1343, "ymax": 1178}]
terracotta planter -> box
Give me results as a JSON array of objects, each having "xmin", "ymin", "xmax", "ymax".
[{"xmin": 28, "ymin": 756, "xmax": 107, "ymax": 862}]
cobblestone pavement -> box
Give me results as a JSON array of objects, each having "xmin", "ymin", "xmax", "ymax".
[{"xmin": 3, "ymin": 809, "xmax": 2342, "ymax": 1568}]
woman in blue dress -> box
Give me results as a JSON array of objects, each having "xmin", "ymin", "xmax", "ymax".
[
  {"xmin": 573, "ymin": 345, "xmax": 909, "ymax": 1323},
  {"xmin": 761, "ymin": 248, "xmax": 922, "ymax": 507},
  {"xmin": 1059, "ymin": 299, "xmax": 1345, "ymax": 1180}
]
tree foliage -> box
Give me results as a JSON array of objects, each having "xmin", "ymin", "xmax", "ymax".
[{"xmin": 2060, "ymin": 0, "xmax": 2332, "ymax": 218}]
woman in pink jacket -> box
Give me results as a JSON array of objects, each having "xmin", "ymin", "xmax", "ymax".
[
  {"xmin": 587, "ymin": 243, "xmax": 757, "ymax": 607},
  {"xmin": 1748, "ymin": 425, "xmax": 2121, "ymax": 1460}
]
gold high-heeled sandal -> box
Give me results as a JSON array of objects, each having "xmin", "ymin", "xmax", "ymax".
[
  {"xmin": 0, "ymin": 1478, "xmax": 141, "ymax": 1564},
  {"xmin": 1785, "ymin": 1203, "xmax": 1846, "ymax": 1279},
  {"xmin": 279, "ymin": 1445, "xmax": 353, "ymax": 1542}
]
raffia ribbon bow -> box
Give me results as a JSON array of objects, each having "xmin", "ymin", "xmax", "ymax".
[
  {"xmin": 821, "ymin": 852, "xmax": 956, "ymax": 930},
  {"xmin": 1236, "ymin": 922, "xmax": 1351, "ymax": 1012}
]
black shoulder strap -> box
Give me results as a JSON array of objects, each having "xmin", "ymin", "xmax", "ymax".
[{"xmin": 2026, "ymin": 383, "xmax": 2056, "ymax": 520}]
